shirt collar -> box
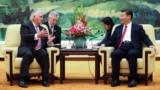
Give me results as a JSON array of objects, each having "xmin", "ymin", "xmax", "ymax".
[
  {"xmin": 124, "ymin": 22, "xmax": 132, "ymax": 27},
  {"xmin": 48, "ymin": 22, "xmax": 54, "ymax": 28},
  {"xmin": 32, "ymin": 22, "xmax": 38, "ymax": 27}
]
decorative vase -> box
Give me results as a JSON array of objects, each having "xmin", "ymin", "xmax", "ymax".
[{"xmin": 72, "ymin": 36, "xmax": 87, "ymax": 48}]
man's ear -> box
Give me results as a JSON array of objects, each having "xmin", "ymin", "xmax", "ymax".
[{"xmin": 128, "ymin": 15, "xmax": 132, "ymax": 19}]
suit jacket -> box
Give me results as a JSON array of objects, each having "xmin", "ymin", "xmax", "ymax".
[
  {"xmin": 18, "ymin": 21, "xmax": 48, "ymax": 56},
  {"xmin": 97, "ymin": 30, "xmax": 112, "ymax": 46},
  {"xmin": 105, "ymin": 23, "xmax": 153, "ymax": 53},
  {"xmin": 43, "ymin": 22, "xmax": 61, "ymax": 44}
]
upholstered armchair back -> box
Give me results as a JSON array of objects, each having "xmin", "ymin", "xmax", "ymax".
[
  {"xmin": 111, "ymin": 24, "xmax": 155, "ymax": 46},
  {"xmin": 5, "ymin": 24, "xmax": 21, "ymax": 47}
]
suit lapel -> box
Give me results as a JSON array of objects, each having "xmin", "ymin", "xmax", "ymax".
[
  {"xmin": 30, "ymin": 22, "xmax": 46, "ymax": 46},
  {"xmin": 46, "ymin": 22, "xmax": 52, "ymax": 35},
  {"xmin": 54, "ymin": 25, "xmax": 58, "ymax": 34},
  {"xmin": 29, "ymin": 21, "xmax": 37, "ymax": 34},
  {"xmin": 119, "ymin": 24, "xmax": 123, "ymax": 36},
  {"xmin": 131, "ymin": 23, "xmax": 134, "ymax": 40}
]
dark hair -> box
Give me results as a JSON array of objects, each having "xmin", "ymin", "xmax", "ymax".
[
  {"xmin": 101, "ymin": 17, "xmax": 114, "ymax": 30},
  {"xmin": 121, "ymin": 9, "xmax": 133, "ymax": 19}
]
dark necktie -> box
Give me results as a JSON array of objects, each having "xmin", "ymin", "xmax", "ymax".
[
  {"xmin": 118, "ymin": 25, "xmax": 127, "ymax": 48},
  {"xmin": 50, "ymin": 26, "xmax": 54, "ymax": 35}
]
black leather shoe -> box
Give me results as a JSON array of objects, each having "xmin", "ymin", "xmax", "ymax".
[
  {"xmin": 111, "ymin": 79, "xmax": 120, "ymax": 87},
  {"xmin": 19, "ymin": 79, "xmax": 28, "ymax": 88},
  {"xmin": 128, "ymin": 80, "xmax": 137, "ymax": 87},
  {"xmin": 99, "ymin": 74, "xmax": 104, "ymax": 79},
  {"xmin": 54, "ymin": 75, "xmax": 59, "ymax": 80},
  {"xmin": 42, "ymin": 79, "xmax": 50, "ymax": 87}
]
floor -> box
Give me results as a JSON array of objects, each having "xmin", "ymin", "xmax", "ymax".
[{"xmin": 0, "ymin": 61, "xmax": 160, "ymax": 90}]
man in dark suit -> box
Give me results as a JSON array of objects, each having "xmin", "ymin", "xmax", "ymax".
[
  {"xmin": 43, "ymin": 11, "xmax": 61, "ymax": 79},
  {"xmin": 18, "ymin": 10, "xmax": 51, "ymax": 88},
  {"xmin": 105, "ymin": 9, "xmax": 156, "ymax": 87},
  {"xmin": 43, "ymin": 11, "xmax": 61, "ymax": 47}
]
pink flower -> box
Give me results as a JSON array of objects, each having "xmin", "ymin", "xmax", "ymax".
[{"xmin": 66, "ymin": 16, "xmax": 92, "ymax": 37}]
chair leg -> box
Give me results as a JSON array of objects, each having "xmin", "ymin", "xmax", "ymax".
[
  {"xmin": 38, "ymin": 75, "xmax": 40, "ymax": 79},
  {"xmin": 6, "ymin": 73, "xmax": 10, "ymax": 82},
  {"xmin": 104, "ymin": 74, "xmax": 107, "ymax": 84},
  {"xmin": 145, "ymin": 76, "xmax": 148, "ymax": 86},
  {"xmin": 150, "ymin": 74, "xmax": 153, "ymax": 81},
  {"xmin": 9, "ymin": 74, "xmax": 13, "ymax": 86}
]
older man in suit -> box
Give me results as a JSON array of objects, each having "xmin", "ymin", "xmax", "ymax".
[
  {"xmin": 43, "ymin": 11, "xmax": 61, "ymax": 79},
  {"xmin": 43, "ymin": 11, "xmax": 61, "ymax": 47},
  {"xmin": 105, "ymin": 9, "xmax": 156, "ymax": 87},
  {"xmin": 18, "ymin": 10, "xmax": 52, "ymax": 88}
]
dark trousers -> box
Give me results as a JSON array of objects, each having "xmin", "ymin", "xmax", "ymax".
[
  {"xmin": 111, "ymin": 42, "xmax": 141, "ymax": 80},
  {"xmin": 19, "ymin": 49, "xmax": 49, "ymax": 80}
]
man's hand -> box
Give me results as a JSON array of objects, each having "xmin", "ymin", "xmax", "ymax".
[
  {"xmin": 92, "ymin": 43, "xmax": 98, "ymax": 46},
  {"xmin": 37, "ymin": 29, "xmax": 48, "ymax": 38},
  {"xmin": 100, "ymin": 44, "xmax": 105, "ymax": 47},
  {"xmin": 149, "ymin": 45, "xmax": 156, "ymax": 52},
  {"xmin": 48, "ymin": 35, "xmax": 56, "ymax": 43}
]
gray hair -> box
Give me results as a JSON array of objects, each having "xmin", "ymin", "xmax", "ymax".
[
  {"xmin": 48, "ymin": 11, "xmax": 59, "ymax": 18},
  {"xmin": 30, "ymin": 9, "xmax": 42, "ymax": 21}
]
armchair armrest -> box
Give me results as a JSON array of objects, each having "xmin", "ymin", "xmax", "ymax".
[
  {"xmin": 1, "ymin": 47, "xmax": 18, "ymax": 57},
  {"xmin": 143, "ymin": 47, "xmax": 157, "ymax": 57},
  {"xmin": 98, "ymin": 47, "xmax": 114, "ymax": 84},
  {"xmin": 46, "ymin": 47, "xmax": 60, "ymax": 56},
  {"xmin": 98, "ymin": 47, "xmax": 114, "ymax": 58},
  {"xmin": 46, "ymin": 47, "xmax": 60, "ymax": 67},
  {"xmin": 1, "ymin": 47, "xmax": 18, "ymax": 77},
  {"xmin": 46, "ymin": 47, "xmax": 60, "ymax": 83}
]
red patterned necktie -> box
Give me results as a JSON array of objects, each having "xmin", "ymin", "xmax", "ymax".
[
  {"xmin": 35, "ymin": 27, "xmax": 41, "ymax": 50},
  {"xmin": 118, "ymin": 25, "xmax": 127, "ymax": 48}
]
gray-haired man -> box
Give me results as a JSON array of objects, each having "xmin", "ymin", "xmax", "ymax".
[
  {"xmin": 44, "ymin": 11, "xmax": 61, "ymax": 47},
  {"xmin": 18, "ymin": 9, "xmax": 50, "ymax": 88},
  {"xmin": 44, "ymin": 11, "xmax": 61, "ymax": 79}
]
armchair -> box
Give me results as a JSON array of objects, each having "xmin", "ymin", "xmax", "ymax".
[
  {"xmin": 99, "ymin": 24, "xmax": 157, "ymax": 85},
  {"xmin": 1, "ymin": 24, "xmax": 59, "ymax": 85}
]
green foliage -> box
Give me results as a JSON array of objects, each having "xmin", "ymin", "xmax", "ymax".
[
  {"xmin": 146, "ymin": 0, "xmax": 160, "ymax": 4},
  {"xmin": 72, "ymin": 3, "xmax": 85, "ymax": 25},
  {"xmin": 87, "ymin": 17, "xmax": 102, "ymax": 31},
  {"xmin": 61, "ymin": 29, "xmax": 69, "ymax": 40},
  {"xmin": 78, "ymin": 0, "xmax": 97, "ymax": 6},
  {"xmin": 58, "ymin": 13, "xmax": 73, "ymax": 28},
  {"xmin": 87, "ymin": 18, "xmax": 104, "ymax": 40},
  {"xmin": 2, "ymin": 0, "xmax": 160, "ymax": 40}
]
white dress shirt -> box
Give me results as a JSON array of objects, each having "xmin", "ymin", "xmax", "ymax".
[
  {"xmin": 32, "ymin": 22, "xmax": 39, "ymax": 40},
  {"xmin": 47, "ymin": 22, "xmax": 55, "ymax": 46},
  {"xmin": 122, "ymin": 22, "xmax": 132, "ymax": 42},
  {"xmin": 48, "ymin": 22, "xmax": 54, "ymax": 35}
]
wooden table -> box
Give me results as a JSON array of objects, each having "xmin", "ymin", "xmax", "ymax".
[{"xmin": 60, "ymin": 48, "xmax": 100, "ymax": 84}]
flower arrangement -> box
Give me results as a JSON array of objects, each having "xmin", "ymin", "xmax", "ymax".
[{"xmin": 66, "ymin": 15, "xmax": 92, "ymax": 37}]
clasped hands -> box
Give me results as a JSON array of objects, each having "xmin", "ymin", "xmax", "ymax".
[
  {"xmin": 48, "ymin": 35, "xmax": 56, "ymax": 43},
  {"xmin": 37, "ymin": 29, "xmax": 48, "ymax": 38},
  {"xmin": 37, "ymin": 29, "xmax": 55, "ymax": 43}
]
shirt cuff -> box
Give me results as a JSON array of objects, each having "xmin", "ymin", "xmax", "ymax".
[
  {"xmin": 97, "ymin": 43, "xmax": 101, "ymax": 46},
  {"xmin": 47, "ymin": 42, "xmax": 54, "ymax": 47},
  {"xmin": 34, "ymin": 34, "xmax": 38, "ymax": 40}
]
